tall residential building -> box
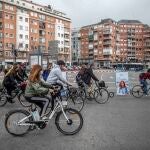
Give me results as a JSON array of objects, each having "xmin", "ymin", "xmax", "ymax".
[
  {"xmin": 143, "ymin": 25, "xmax": 150, "ymax": 64},
  {"xmin": 0, "ymin": 0, "xmax": 71, "ymax": 65},
  {"xmin": 71, "ymin": 29, "xmax": 81, "ymax": 65},
  {"xmin": 79, "ymin": 19, "xmax": 149, "ymax": 67}
]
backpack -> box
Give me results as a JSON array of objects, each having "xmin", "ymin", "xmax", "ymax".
[
  {"xmin": 76, "ymin": 73, "xmax": 84, "ymax": 86},
  {"xmin": 98, "ymin": 80, "xmax": 106, "ymax": 87}
]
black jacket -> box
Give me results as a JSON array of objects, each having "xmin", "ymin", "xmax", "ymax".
[
  {"xmin": 3, "ymin": 74, "xmax": 17, "ymax": 87},
  {"xmin": 81, "ymin": 68, "xmax": 99, "ymax": 85}
]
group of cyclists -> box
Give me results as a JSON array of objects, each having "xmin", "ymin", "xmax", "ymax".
[
  {"xmin": 1, "ymin": 60, "xmax": 150, "ymax": 120},
  {"xmin": 1, "ymin": 60, "xmax": 100, "ymax": 119}
]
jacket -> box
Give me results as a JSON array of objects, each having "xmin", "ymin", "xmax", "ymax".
[
  {"xmin": 46, "ymin": 64, "xmax": 68, "ymax": 84},
  {"xmin": 25, "ymin": 80, "xmax": 52, "ymax": 97},
  {"xmin": 3, "ymin": 74, "xmax": 17, "ymax": 87},
  {"xmin": 81, "ymin": 68, "xmax": 99, "ymax": 85}
]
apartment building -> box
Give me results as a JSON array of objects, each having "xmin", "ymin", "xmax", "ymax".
[
  {"xmin": 0, "ymin": 0, "xmax": 71, "ymax": 65},
  {"xmin": 143, "ymin": 25, "xmax": 150, "ymax": 64},
  {"xmin": 71, "ymin": 29, "xmax": 81, "ymax": 64},
  {"xmin": 79, "ymin": 19, "xmax": 149, "ymax": 67}
]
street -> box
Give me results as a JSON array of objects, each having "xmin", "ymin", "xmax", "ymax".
[
  {"xmin": 0, "ymin": 95, "xmax": 150, "ymax": 150},
  {"xmin": 0, "ymin": 71, "xmax": 150, "ymax": 150}
]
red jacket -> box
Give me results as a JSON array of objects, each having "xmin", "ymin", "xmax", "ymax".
[{"xmin": 139, "ymin": 73, "xmax": 150, "ymax": 80}]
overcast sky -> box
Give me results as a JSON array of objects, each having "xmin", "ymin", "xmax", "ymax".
[{"xmin": 33, "ymin": 0, "xmax": 150, "ymax": 28}]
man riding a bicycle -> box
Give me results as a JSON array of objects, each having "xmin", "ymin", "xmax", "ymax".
[{"xmin": 139, "ymin": 69, "xmax": 150, "ymax": 95}]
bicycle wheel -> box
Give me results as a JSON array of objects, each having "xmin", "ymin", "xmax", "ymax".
[
  {"xmin": 94, "ymin": 88, "xmax": 109, "ymax": 104},
  {"xmin": 5, "ymin": 109, "xmax": 32, "ymax": 136},
  {"xmin": 55, "ymin": 108, "xmax": 83, "ymax": 135},
  {"xmin": 131, "ymin": 85, "xmax": 144, "ymax": 98},
  {"xmin": 78, "ymin": 89, "xmax": 86, "ymax": 100},
  {"xmin": 67, "ymin": 96, "xmax": 84, "ymax": 112},
  {"xmin": 0, "ymin": 89, "xmax": 7, "ymax": 107},
  {"xmin": 18, "ymin": 92, "xmax": 32, "ymax": 107}
]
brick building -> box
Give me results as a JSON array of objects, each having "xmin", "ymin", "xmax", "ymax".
[
  {"xmin": 0, "ymin": 0, "xmax": 71, "ymax": 65},
  {"xmin": 78, "ymin": 19, "xmax": 150, "ymax": 67}
]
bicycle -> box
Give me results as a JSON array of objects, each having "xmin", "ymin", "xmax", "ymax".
[
  {"xmin": 131, "ymin": 84, "xmax": 150, "ymax": 98},
  {"xmin": 5, "ymin": 91, "xmax": 84, "ymax": 136},
  {"xmin": 78, "ymin": 81, "xmax": 109, "ymax": 104},
  {"xmin": 60, "ymin": 85, "xmax": 84, "ymax": 112},
  {"xmin": 0, "ymin": 82, "xmax": 31, "ymax": 107}
]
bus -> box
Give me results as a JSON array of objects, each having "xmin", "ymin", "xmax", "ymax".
[{"xmin": 112, "ymin": 63, "xmax": 148, "ymax": 71}]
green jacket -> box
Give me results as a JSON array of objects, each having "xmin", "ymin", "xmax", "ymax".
[{"xmin": 25, "ymin": 80, "xmax": 52, "ymax": 97}]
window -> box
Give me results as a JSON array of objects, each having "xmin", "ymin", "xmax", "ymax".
[
  {"xmin": 5, "ymin": 24, "xmax": 9, "ymax": 29},
  {"xmin": 20, "ymin": 25, "xmax": 23, "ymax": 30},
  {"xmin": 19, "ymin": 16, "xmax": 23, "ymax": 21},
  {"xmin": 58, "ymin": 33, "xmax": 60, "ymax": 37},
  {"xmin": 5, "ymin": 33, "xmax": 9, "ymax": 38},
  {"xmin": 25, "ymin": 44, "xmax": 28, "ymax": 48},
  {"xmin": 9, "ymin": 6, "xmax": 14, "ymax": 11},
  {"xmin": 25, "ymin": 18, "xmax": 28, "ymax": 22},
  {"xmin": 0, "ymin": 32, "xmax": 3, "ymax": 38},
  {"xmin": 25, "ymin": 35, "xmax": 28, "ymax": 40},
  {"xmin": 22, "ymin": 3, "xmax": 25, "ymax": 6},
  {"xmin": 10, "ymin": 34, "xmax": 14, "ymax": 38},
  {"xmin": 61, "ymin": 34, "xmax": 63, "ymax": 38},
  {"xmin": 5, "ymin": 4, "xmax": 9, "ymax": 10},
  {"xmin": 61, "ymin": 41, "xmax": 63, "ymax": 44},
  {"xmin": 25, "ymin": 26, "xmax": 28, "ymax": 31},
  {"xmin": 10, "ymin": 24, "xmax": 14, "ymax": 29},
  {"xmin": 19, "ymin": 34, "xmax": 23, "ymax": 39},
  {"xmin": 10, "ymin": 15, "xmax": 14, "ymax": 20},
  {"xmin": 5, "ymin": 51, "xmax": 8, "ymax": 56},
  {"xmin": 19, "ymin": 43, "xmax": 23, "ymax": 48},
  {"xmin": 5, "ymin": 14, "xmax": 9, "ymax": 19}
]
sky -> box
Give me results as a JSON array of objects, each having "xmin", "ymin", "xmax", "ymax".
[{"xmin": 33, "ymin": 0, "xmax": 150, "ymax": 28}]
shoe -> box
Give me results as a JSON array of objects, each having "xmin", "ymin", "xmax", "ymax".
[
  {"xmin": 41, "ymin": 116, "xmax": 49, "ymax": 121},
  {"xmin": 7, "ymin": 98, "xmax": 15, "ymax": 103}
]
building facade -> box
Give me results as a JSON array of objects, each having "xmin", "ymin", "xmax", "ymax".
[
  {"xmin": 79, "ymin": 19, "xmax": 150, "ymax": 67},
  {"xmin": 71, "ymin": 29, "xmax": 81, "ymax": 65},
  {"xmin": 0, "ymin": 0, "xmax": 71, "ymax": 65}
]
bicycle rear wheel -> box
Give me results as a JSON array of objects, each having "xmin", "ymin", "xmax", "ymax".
[
  {"xmin": 0, "ymin": 88, "xmax": 7, "ymax": 107},
  {"xmin": 55, "ymin": 108, "xmax": 83, "ymax": 135},
  {"xmin": 5, "ymin": 109, "xmax": 32, "ymax": 136},
  {"xmin": 67, "ymin": 96, "xmax": 84, "ymax": 112},
  {"xmin": 18, "ymin": 92, "xmax": 32, "ymax": 107},
  {"xmin": 131, "ymin": 85, "xmax": 144, "ymax": 98},
  {"xmin": 94, "ymin": 88, "xmax": 109, "ymax": 104}
]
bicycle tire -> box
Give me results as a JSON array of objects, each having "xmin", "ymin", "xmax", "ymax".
[
  {"xmin": 55, "ymin": 108, "xmax": 83, "ymax": 135},
  {"xmin": 0, "ymin": 88, "xmax": 7, "ymax": 107},
  {"xmin": 18, "ymin": 92, "xmax": 32, "ymax": 107},
  {"xmin": 5, "ymin": 109, "xmax": 32, "ymax": 136},
  {"xmin": 131, "ymin": 85, "xmax": 144, "ymax": 98},
  {"xmin": 68, "ymin": 96, "xmax": 84, "ymax": 112},
  {"xmin": 94, "ymin": 88, "xmax": 109, "ymax": 104}
]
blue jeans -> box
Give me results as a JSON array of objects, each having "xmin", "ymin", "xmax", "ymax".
[{"xmin": 140, "ymin": 80, "xmax": 148, "ymax": 94}]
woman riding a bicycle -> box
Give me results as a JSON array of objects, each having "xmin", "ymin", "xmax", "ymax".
[{"xmin": 25, "ymin": 64, "xmax": 54, "ymax": 118}]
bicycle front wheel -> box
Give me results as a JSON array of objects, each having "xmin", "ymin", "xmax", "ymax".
[
  {"xmin": 131, "ymin": 85, "xmax": 144, "ymax": 98},
  {"xmin": 94, "ymin": 88, "xmax": 109, "ymax": 104},
  {"xmin": 55, "ymin": 108, "xmax": 83, "ymax": 135},
  {"xmin": 5, "ymin": 109, "xmax": 32, "ymax": 136}
]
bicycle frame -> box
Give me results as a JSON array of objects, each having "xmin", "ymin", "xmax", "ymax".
[{"xmin": 17, "ymin": 99, "xmax": 69, "ymax": 127}]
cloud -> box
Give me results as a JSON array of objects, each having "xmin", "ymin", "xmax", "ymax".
[{"xmin": 33, "ymin": 0, "xmax": 150, "ymax": 28}]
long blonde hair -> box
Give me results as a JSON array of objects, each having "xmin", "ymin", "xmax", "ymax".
[{"xmin": 28, "ymin": 65, "xmax": 42, "ymax": 82}]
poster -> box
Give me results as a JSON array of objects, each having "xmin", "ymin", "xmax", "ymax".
[{"xmin": 116, "ymin": 72, "xmax": 129, "ymax": 95}]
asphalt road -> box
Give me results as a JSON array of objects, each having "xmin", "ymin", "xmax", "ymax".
[{"xmin": 0, "ymin": 95, "xmax": 150, "ymax": 150}]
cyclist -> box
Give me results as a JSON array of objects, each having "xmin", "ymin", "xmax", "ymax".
[
  {"xmin": 3, "ymin": 64, "xmax": 19, "ymax": 103},
  {"xmin": 25, "ymin": 64, "xmax": 54, "ymax": 117},
  {"xmin": 76, "ymin": 63, "xmax": 99, "ymax": 97},
  {"xmin": 46, "ymin": 60, "xmax": 72, "ymax": 89},
  {"xmin": 139, "ymin": 69, "xmax": 150, "ymax": 95},
  {"xmin": 42, "ymin": 62, "xmax": 52, "ymax": 81}
]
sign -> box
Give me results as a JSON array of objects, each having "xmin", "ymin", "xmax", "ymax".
[{"xmin": 116, "ymin": 72, "xmax": 129, "ymax": 95}]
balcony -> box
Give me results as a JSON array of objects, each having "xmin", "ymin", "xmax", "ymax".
[
  {"xmin": 89, "ymin": 35, "xmax": 94, "ymax": 41},
  {"xmin": 103, "ymin": 29, "xmax": 112, "ymax": 35},
  {"xmin": 103, "ymin": 48, "xmax": 112, "ymax": 55},
  {"xmin": 103, "ymin": 35, "xmax": 112, "ymax": 40},
  {"xmin": 39, "ymin": 22, "xmax": 46, "ymax": 30},
  {"xmin": 89, "ymin": 44, "xmax": 93, "ymax": 49},
  {"xmin": 103, "ymin": 41, "xmax": 111, "ymax": 46}
]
